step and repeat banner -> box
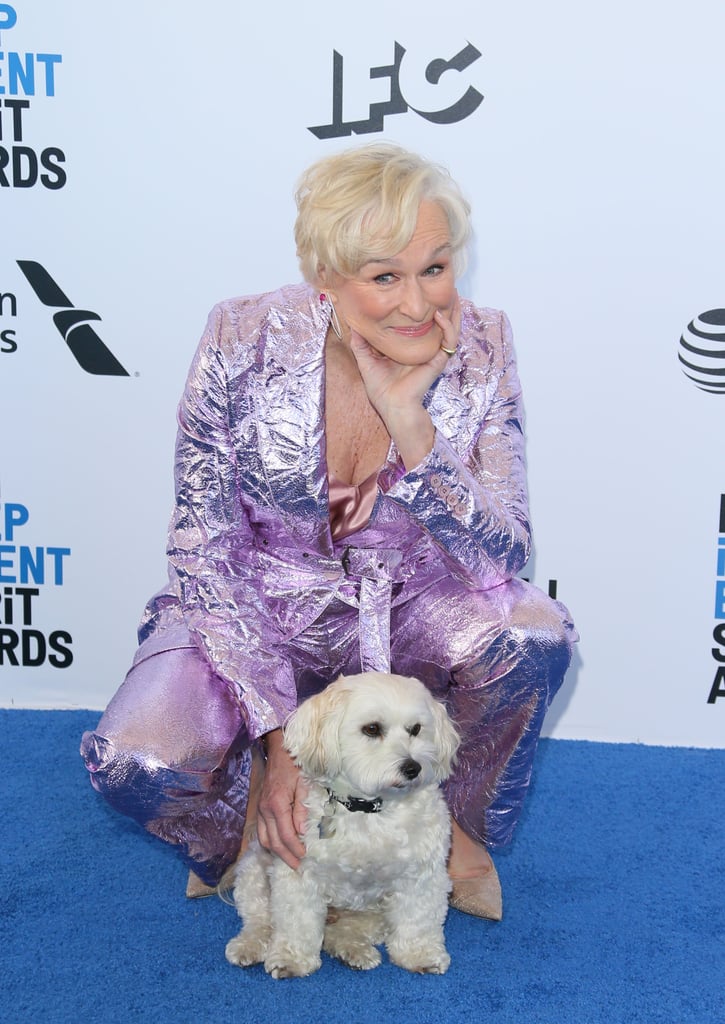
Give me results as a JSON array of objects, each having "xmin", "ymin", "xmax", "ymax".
[{"xmin": 2, "ymin": 2, "xmax": 723, "ymax": 746}]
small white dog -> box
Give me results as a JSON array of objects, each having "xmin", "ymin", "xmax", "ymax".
[{"xmin": 225, "ymin": 672, "xmax": 460, "ymax": 978}]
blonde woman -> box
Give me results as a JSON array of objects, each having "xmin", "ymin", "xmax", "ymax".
[{"xmin": 82, "ymin": 143, "xmax": 576, "ymax": 921}]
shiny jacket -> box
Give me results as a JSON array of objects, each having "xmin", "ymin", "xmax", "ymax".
[{"xmin": 135, "ymin": 283, "xmax": 530, "ymax": 740}]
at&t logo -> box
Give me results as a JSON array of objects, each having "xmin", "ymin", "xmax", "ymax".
[{"xmin": 678, "ymin": 310, "xmax": 725, "ymax": 394}]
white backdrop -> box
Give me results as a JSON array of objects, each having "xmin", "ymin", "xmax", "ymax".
[{"xmin": 2, "ymin": 1, "xmax": 724, "ymax": 746}]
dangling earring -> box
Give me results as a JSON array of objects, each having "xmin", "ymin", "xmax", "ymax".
[{"xmin": 319, "ymin": 292, "xmax": 343, "ymax": 341}]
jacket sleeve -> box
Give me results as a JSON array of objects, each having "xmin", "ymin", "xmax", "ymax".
[
  {"xmin": 384, "ymin": 309, "xmax": 531, "ymax": 588},
  {"xmin": 165, "ymin": 304, "xmax": 297, "ymax": 739}
]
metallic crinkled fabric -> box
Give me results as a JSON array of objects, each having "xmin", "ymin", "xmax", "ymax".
[{"xmin": 81, "ymin": 283, "xmax": 576, "ymax": 886}]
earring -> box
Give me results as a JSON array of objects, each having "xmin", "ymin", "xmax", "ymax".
[{"xmin": 319, "ymin": 292, "xmax": 343, "ymax": 341}]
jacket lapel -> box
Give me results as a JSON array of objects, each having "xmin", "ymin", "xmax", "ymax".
[{"xmin": 253, "ymin": 286, "xmax": 335, "ymax": 555}]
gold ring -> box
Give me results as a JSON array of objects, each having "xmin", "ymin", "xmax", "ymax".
[{"xmin": 440, "ymin": 345, "xmax": 456, "ymax": 356}]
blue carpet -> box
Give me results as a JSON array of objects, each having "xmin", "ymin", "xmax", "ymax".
[{"xmin": 1, "ymin": 710, "xmax": 723, "ymax": 1024}]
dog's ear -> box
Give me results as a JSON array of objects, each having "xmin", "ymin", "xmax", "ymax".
[
  {"xmin": 428, "ymin": 696, "xmax": 460, "ymax": 782},
  {"xmin": 283, "ymin": 682, "xmax": 349, "ymax": 780}
]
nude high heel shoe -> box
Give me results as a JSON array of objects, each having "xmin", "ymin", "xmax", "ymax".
[
  {"xmin": 449, "ymin": 863, "xmax": 503, "ymax": 921},
  {"xmin": 448, "ymin": 818, "xmax": 503, "ymax": 920}
]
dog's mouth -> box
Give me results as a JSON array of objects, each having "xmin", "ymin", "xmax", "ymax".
[
  {"xmin": 340, "ymin": 759, "xmax": 427, "ymax": 799},
  {"xmin": 356, "ymin": 775, "xmax": 418, "ymax": 797}
]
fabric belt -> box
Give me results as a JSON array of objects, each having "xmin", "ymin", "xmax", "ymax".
[
  {"xmin": 253, "ymin": 538, "xmax": 409, "ymax": 674},
  {"xmin": 341, "ymin": 546, "xmax": 403, "ymax": 674}
]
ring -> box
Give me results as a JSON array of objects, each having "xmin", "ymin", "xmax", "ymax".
[{"xmin": 440, "ymin": 345, "xmax": 456, "ymax": 356}]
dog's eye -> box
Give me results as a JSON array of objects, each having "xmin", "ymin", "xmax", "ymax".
[
  {"xmin": 361, "ymin": 722, "xmax": 383, "ymax": 738},
  {"xmin": 407, "ymin": 723, "xmax": 422, "ymax": 737}
]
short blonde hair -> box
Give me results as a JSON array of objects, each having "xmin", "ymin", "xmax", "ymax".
[{"xmin": 294, "ymin": 143, "xmax": 471, "ymax": 283}]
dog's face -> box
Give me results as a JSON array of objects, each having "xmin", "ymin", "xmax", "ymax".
[{"xmin": 283, "ymin": 673, "xmax": 459, "ymax": 800}]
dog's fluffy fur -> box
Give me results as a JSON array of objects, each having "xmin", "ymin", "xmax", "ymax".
[{"xmin": 225, "ymin": 672, "xmax": 460, "ymax": 978}]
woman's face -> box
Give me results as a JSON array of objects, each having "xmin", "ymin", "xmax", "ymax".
[{"xmin": 326, "ymin": 201, "xmax": 457, "ymax": 365}]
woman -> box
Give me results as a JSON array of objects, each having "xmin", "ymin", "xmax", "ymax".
[{"xmin": 81, "ymin": 143, "xmax": 576, "ymax": 921}]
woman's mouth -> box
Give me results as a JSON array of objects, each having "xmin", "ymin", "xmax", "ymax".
[{"xmin": 391, "ymin": 320, "xmax": 435, "ymax": 338}]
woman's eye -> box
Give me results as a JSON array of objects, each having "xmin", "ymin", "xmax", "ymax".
[
  {"xmin": 374, "ymin": 273, "xmax": 395, "ymax": 285},
  {"xmin": 423, "ymin": 263, "xmax": 445, "ymax": 277},
  {"xmin": 362, "ymin": 722, "xmax": 383, "ymax": 738},
  {"xmin": 407, "ymin": 723, "xmax": 421, "ymax": 737}
]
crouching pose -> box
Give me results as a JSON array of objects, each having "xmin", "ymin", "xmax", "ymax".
[{"xmin": 81, "ymin": 143, "xmax": 577, "ymax": 924}]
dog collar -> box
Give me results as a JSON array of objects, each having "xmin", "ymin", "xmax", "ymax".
[{"xmin": 327, "ymin": 790, "xmax": 383, "ymax": 814}]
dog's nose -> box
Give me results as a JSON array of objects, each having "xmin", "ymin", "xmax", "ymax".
[{"xmin": 400, "ymin": 758, "xmax": 421, "ymax": 780}]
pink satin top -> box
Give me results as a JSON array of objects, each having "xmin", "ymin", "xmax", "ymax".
[{"xmin": 328, "ymin": 470, "xmax": 379, "ymax": 540}]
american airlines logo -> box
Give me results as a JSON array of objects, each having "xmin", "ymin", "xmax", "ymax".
[{"xmin": 13, "ymin": 261, "xmax": 129, "ymax": 376}]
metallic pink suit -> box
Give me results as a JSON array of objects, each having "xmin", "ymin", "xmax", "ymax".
[{"xmin": 81, "ymin": 284, "xmax": 576, "ymax": 886}]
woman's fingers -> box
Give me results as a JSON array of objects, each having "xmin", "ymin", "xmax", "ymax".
[
  {"xmin": 261, "ymin": 799, "xmax": 305, "ymax": 863},
  {"xmin": 434, "ymin": 293, "xmax": 461, "ymax": 355},
  {"xmin": 258, "ymin": 797, "xmax": 306, "ymax": 869},
  {"xmin": 256, "ymin": 738, "xmax": 308, "ymax": 869}
]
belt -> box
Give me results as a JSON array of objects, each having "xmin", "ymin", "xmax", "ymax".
[
  {"xmin": 341, "ymin": 547, "xmax": 404, "ymax": 674},
  {"xmin": 253, "ymin": 539, "xmax": 408, "ymax": 673}
]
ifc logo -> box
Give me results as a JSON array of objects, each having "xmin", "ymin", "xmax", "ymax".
[{"xmin": 678, "ymin": 310, "xmax": 725, "ymax": 394}]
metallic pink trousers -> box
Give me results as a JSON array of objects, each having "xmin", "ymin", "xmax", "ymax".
[{"xmin": 81, "ymin": 576, "xmax": 575, "ymax": 886}]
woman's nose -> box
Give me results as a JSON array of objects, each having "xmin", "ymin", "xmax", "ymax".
[{"xmin": 397, "ymin": 279, "xmax": 428, "ymax": 321}]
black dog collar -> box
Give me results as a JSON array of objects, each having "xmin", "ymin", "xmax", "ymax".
[{"xmin": 328, "ymin": 790, "xmax": 383, "ymax": 814}]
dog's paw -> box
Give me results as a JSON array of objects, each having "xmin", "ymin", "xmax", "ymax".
[
  {"xmin": 323, "ymin": 910, "xmax": 383, "ymax": 970},
  {"xmin": 389, "ymin": 947, "xmax": 451, "ymax": 975},
  {"xmin": 325, "ymin": 940, "xmax": 382, "ymax": 971},
  {"xmin": 225, "ymin": 931, "xmax": 268, "ymax": 967},
  {"xmin": 264, "ymin": 953, "xmax": 322, "ymax": 979},
  {"xmin": 340, "ymin": 946, "xmax": 382, "ymax": 971}
]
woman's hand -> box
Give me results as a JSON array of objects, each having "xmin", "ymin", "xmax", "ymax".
[
  {"xmin": 256, "ymin": 729, "xmax": 308, "ymax": 870},
  {"xmin": 349, "ymin": 297, "xmax": 461, "ymax": 470},
  {"xmin": 434, "ymin": 299, "xmax": 461, "ymax": 361}
]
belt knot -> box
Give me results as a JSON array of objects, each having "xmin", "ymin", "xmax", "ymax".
[{"xmin": 341, "ymin": 546, "xmax": 403, "ymax": 581}]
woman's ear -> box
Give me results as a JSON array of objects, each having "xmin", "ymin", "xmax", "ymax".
[
  {"xmin": 316, "ymin": 264, "xmax": 329, "ymax": 291},
  {"xmin": 316, "ymin": 266, "xmax": 339, "ymax": 304}
]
